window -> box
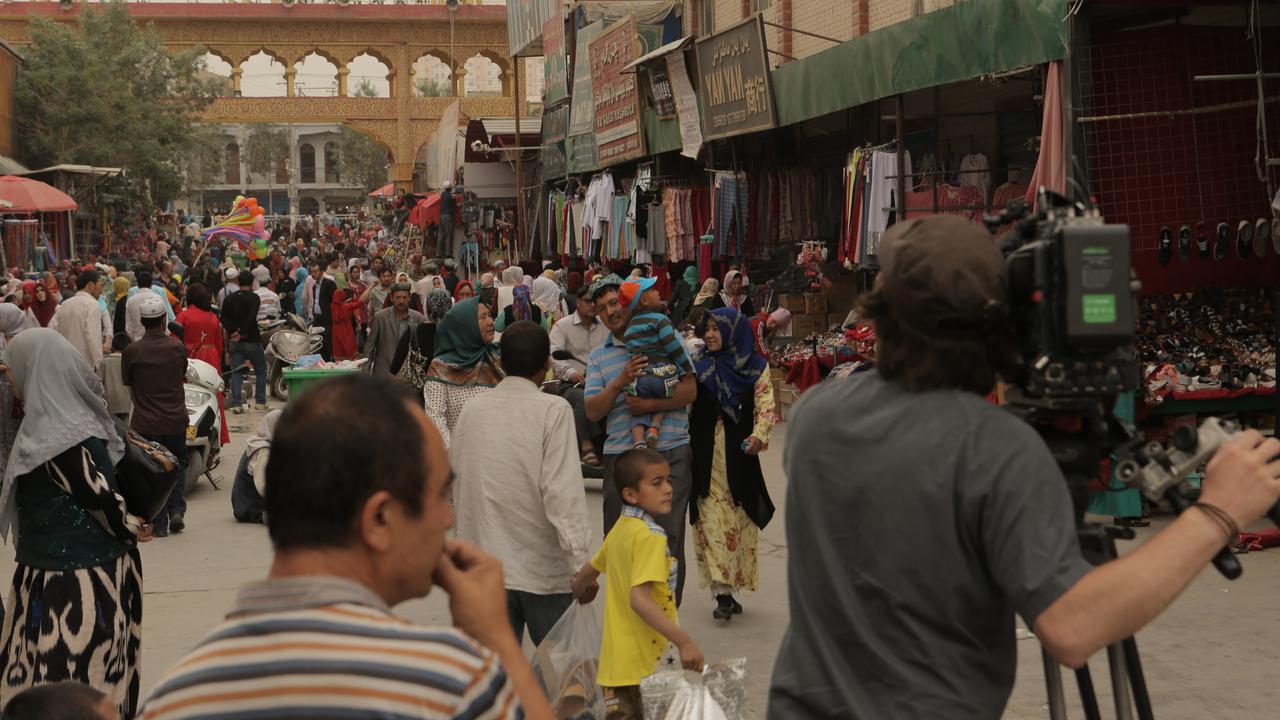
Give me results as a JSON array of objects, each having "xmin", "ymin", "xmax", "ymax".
[
  {"xmin": 324, "ymin": 142, "xmax": 340, "ymax": 183},
  {"xmin": 700, "ymin": 0, "xmax": 715, "ymax": 35},
  {"xmin": 751, "ymin": 0, "xmax": 771, "ymax": 12},
  {"xmin": 299, "ymin": 143, "xmax": 316, "ymax": 183},
  {"xmin": 224, "ymin": 143, "xmax": 240, "ymax": 185}
]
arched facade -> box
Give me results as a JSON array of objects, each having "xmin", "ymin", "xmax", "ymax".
[
  {"xmin": 0, "ymin": 3, "xmax": 535, "ymax": 188},
  {"xmin": 299, "ymin": 143, "xmax": 316, "ymax": 183},
  {"xmin": 224, "ymin": 143, "xmax": 240, "ymax": 185}
]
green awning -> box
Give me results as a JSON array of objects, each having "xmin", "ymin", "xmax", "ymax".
[{"xmin": 771, "ymin": 0, "xmax": 1069, "ymax": 127}]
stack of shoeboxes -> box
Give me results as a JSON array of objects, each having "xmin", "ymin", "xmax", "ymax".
[{"xmin": 771, "ymin": 292, "xmax": 843, "ymax": 421}]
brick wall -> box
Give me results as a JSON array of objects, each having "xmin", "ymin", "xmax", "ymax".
[{"xmin": 791, "ymin": 0, "xmax": 853, "ymax": 59}]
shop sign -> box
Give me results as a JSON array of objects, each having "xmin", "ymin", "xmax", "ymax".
[
  {"xmin": 542, "ymin": 5, "xmax": 568, "ymax": 105},
  {"xmin": 568, "ymin": 134, "xmax": 598, "ymax": 174},
  {"xmin": 568, "ymin": 21, "xmax": 604, "ymax": 137},
  {"xmin": 541, "ymin": 104, "xmax": 570, "ymax": 179},
  {"xmin": 694, "ymin": 16, "xmax": 777, "ymax": 141},
  {"xmin": 506, "ymin": 0, "xmax": 558, "ymax": 58},
  {"xmin": 648, "ymin": 61, "xmax": 676, "ymax": 118},
  {"xmin": 589, "ymin": 16, "xmax": 645, "ymax": 166}
]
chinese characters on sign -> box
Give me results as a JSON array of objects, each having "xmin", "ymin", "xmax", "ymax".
[
  {"xmin": 589, "ymin": 16, "xmax": 645, "ymax": 166},
  {"xmin": 693, "ymin": 16, "xmax": 777, "ymax": 141}
]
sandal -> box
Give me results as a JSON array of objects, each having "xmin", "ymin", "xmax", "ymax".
[{"xmin": 580, "ymin": 451, "xmax": 602, "ymax": 468}]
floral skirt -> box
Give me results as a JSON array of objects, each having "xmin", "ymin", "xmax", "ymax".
[
  {"xmin": 693, "ymin": 422, "xmax": 759, "ymax": 594},
  {"xmin": 0, "ymin": 549, "xmax": 143, "ymax": 717}
]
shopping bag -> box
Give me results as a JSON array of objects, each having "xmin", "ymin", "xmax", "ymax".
[
  {"xmin": 640, "ymin": 658, "xmax": 747, "ymax": 719},
  {"xmin": 531, "ymin": 600, "xmax": 606, "ymax": 719}
]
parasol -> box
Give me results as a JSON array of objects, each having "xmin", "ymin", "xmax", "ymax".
[{"xmin": 0, "ymin": 176, "xmax": 77, "ymax": 212}]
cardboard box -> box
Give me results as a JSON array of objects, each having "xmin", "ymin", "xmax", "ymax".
[
  {"xmin": 779, "ymin": 293, "xmax": 807, "ymax": 312},
  {"xmin": 804, "ymin": 293, "xmax": 828, "ymax": 314},
  {"xmin": 829, "ymin": 312, "xmax": 850, "ymax": 329},
  {"xmin": 791, "ymin": 313, "xmax": 817, "ymax": 337}
]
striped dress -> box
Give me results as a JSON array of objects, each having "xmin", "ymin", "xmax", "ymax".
[{"xmin": 138, "ymin": 577, "xmax": 521, "ymax": 719}]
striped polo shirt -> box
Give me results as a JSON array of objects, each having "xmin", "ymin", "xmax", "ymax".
[
  {"xmin": 623, "ymin": 311, "xmax": 696, "ymax": 375},
  {"xmin": 138, "ymin": 576, "xmax": 521, "ymax": 720},
  {"xmin": 585, "ymin": 334, "xmax": 691, "ymax": 455}
]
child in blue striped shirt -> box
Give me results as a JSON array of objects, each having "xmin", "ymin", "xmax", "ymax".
[{"xmin": 618, "ymin": 278, "xmax": 696, "ymax": 448}]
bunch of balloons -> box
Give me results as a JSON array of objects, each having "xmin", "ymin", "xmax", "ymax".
[{"xmin": 201, "ymin": 196, "xmax": 271, "ymax": 259}]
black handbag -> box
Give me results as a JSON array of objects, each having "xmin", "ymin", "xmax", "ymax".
[{"xmin": 112, "ymin": 418, "xmax": 180, "ymax": 521}]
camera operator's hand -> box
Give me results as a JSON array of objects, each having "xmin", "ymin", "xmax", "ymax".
[{"xmin": 1199, "ymin": 430, "xmax": 1280, "ymax": 529}]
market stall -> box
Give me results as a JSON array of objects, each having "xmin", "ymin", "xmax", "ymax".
[{"xmin": 0, "ymin": 175, "xmax": 78, "ymax": 269}]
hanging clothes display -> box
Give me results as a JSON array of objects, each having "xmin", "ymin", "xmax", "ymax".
[{"xmin": 958, "ymin": 153, "xmax": 991, "ymax": 203}]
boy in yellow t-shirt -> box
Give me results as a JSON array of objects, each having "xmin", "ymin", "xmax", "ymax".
[{"xmin": 571, "ymin": 448, "xmax": 705, "ymax": 719}]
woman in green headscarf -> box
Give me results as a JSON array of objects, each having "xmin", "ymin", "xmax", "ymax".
[
  {"xmin": 669, "ymin": 264, "xmax": 701, "ymax": 327},
  {"xmin": 422, "ymin": 297, "xmax": 504, "ymax": 447}
]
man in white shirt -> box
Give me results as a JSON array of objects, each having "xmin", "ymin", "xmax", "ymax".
[
  {"xmin": 255, "ymin": 281, "xmax": 282, "ymax": 321},
  {"xmin": 548, "ymin": 284, "xmax": 610, "ymax": 465},
  {"xmin": 50, "ymin": 268, "xmax": 110, "ymax": 369},
  {"xmin": 413, "ymin": 261, "xmax": 439, "ymax": 308},
  {"xmin": 124, "ymin": 269, "xmax": 169, "ymax": 341},
  {"xmin": 450, "ymin": 320, "xmax": 590, "ymax": 646},
  {"xmin": 216, "ymin": 267, "xmax": 240, "ymax": 307}
]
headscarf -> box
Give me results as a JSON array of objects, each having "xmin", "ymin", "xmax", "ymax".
[
  {"xmin": 287, "ymin": 256, "xmax": 302, "ymax": 280},
  {"xmin": 695, "ymin": 308, "xmax": 768, "ymax": 423},
  {"xmin": 433, "ymin": 297, "xmax": 499, "ymax": 370},
  {"xmin": 511, "ymin": 284, "xmax": 533, "ymax": 321},
  {"xmin": 453, "ymin": 280, "xmax": 473, "ymax": 302},
  {"xmin": 0, "ymin": 329, "xmax": 128, "ymax": 541},
  {"xmin": 479, "ymin": 272, "xmax": 495, "ymax": 288},
  {"xmin": 26, "ymin": 280, "xmax": 58, "ymax": 327},
  {"xmin": 330, "ymin": 288, "xmax": 349, "ymax": 313},
  {"xmin": 532, "ymin": 277, "xmax": 561, "ymax": 314},
  {"xmin": 426, "ymin": 288, "xmax": 452, "ymax": 322},
  {"xmin": 293, "ymin": 267, "xmax": 310, "ymax": 315},
  {"xmin": 113, "ymin": 276, "xmax": 131, "ymax": 301},
  {"xmin": 682, "ymin": 266, "xmax": 699, "ymax": 289},
  {"xmin": 501, "ymin": 266, "xmax": 523, "ymax": 287},
  {"xmin": 693, "ymin": 278, "xmax": 720, "ymax": 306},
  {"xmin": 541, "ymin": 268, "xmax": 558, "ymax": 281},
  {"xmin": 721, "ymin": 270, "xmax": 743, "ymax": 310},
  {"xmin": 0, "ymin": 304, "xmax": 29, "ymax": 350}
]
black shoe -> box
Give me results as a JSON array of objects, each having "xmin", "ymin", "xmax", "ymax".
[
  {"xmin": 169, "ymin": 513, "xmax": 185, "ymax": 533},
  {"xmin": 730, "ymin": 596, "xmax": 743, "ymax": 615},
  {"xmin": 713, "ymin": 594, "xmax": 735, "ymax": 621},
  {"xmin": 153, "ymin": 526, "xmax": 170, "ymax": 538}
]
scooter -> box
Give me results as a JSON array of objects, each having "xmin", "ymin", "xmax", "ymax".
[
  {"xmin": 266, "ymin": 313, "xmax": 324, "ymax": 400},
  {"xmin": 184, "ymin": 358, "xmax": 225, "ymax": 492}
]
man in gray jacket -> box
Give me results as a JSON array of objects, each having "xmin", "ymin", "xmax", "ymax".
[{"xmin": 364, "ymin": 283, "xmax": 425, "ymax": 376}]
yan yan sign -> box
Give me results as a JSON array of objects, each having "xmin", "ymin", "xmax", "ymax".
[{"xmin": 694, "ymin": 16, "xmax": 777, "ymax": 141}]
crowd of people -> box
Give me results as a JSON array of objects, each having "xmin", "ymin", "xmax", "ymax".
[{"xmin": 0, "ymin": 210, "xmax": 1277, "ymax": 720}]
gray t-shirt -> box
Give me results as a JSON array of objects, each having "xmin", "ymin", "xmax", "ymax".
[{"xmin": 768, "ymin": 372, "xmax": 1090, "ymax": 719}]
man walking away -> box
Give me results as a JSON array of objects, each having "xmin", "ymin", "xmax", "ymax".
[
  {"xmin": 438, "ymin": 182, "xmax": 457, "ymax": 258},
  {"xmin": 316, "ymin": 256, "xmax": 339, "ymax": 361},
  {"xmin": 122, "ymin": 293, "xmax": 189, "ymax": 537},
  {"xmin": 50, "ymin": 268, "xmax": 109, "ymax": 369},
  {"xmin": 221, "ymin": 271, "xmax": 268, "ymax": 414},
  {"xmin": 136, "ymin": 375, "xmax": 555, "ymax": 719},
  {"xmin": 451, "ymin": 321, "xmax": 591, "ymax": 645}
]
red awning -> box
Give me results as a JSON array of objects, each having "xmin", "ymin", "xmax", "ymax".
[
  {"xmin": 409, "ymin": 194, "xmax": 441, "ymax": 228},
  {"xmin": 369, "ymin": 182, "xmax": 395, "ymax": 197},
  {"xmin": 0, "ymin": 175, "xmax": 77, "ymax": 212}
]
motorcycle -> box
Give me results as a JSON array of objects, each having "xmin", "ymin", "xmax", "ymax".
[
  {"xmin": 184, "ymin": 358, "xmax": 225, "ymax": 492},
  {"xmin": 266, "ymin": 313, "xmax": 324, "ymax": 400}
]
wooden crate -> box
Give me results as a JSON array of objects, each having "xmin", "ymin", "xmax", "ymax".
[
  {"xmin": 778, "ymin": 293, "xmax": 808, "ymax": 312},
  {"xmin": 804, "ymin": 293, "xmax": 828, "ymax": 314},
  {"xmin": 791, "ymin": 313, "xmax": 817, "ymax": 337}
]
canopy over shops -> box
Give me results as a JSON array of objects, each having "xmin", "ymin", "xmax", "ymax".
[{"xmin": 369, "ymin": 182, "xmax": 395, "ymax": 198}]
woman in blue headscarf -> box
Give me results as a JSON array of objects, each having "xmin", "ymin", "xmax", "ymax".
[
  {"xmin": 688, "ymin": 308, "xmax": 778, "ymax": 621},
  {"xmin": 293, "ymin": 267, "xmax": 309, "ymax": 317}
]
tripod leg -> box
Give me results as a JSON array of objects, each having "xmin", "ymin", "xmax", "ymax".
[
  {"xmin": 1075, "ymin": 664, "xmax": 1103, "ymax": 720},
  {"xmin": 1122, "ymin": 637, "xmax": 1156, "ymax": 720},
  {"xmin": 1107, "ymin": 643, "xmax": 1134, "ymax": 720},
  {"xmin": 1042, "ymin": 649, "xmax": 1067, "ymax": 720}
]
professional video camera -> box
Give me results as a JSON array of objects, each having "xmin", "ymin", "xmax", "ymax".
[{"xmin": 984, "ymin": 188, "xmax": 1139, "ymax": 403}]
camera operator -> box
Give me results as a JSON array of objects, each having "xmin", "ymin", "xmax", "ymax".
[{"xmin": 767, "ymin": 215, "xmax": 1280, "ymax": 718}]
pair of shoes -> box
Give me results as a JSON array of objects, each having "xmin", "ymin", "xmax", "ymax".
[
  {"xmin": 713, "ymin": 594, "xmax": 735, "ymax": 621},
  {"xmin": 169, "ymin": 513, "xmax": 185, "ymax": 533},
  {"xmin": 153, "ymin": 526, "xmax": 170, "ymax": 538},
  {"xmin": 231, "ymin": 406, "xmax": 246, "ymax": 415},
  {"xmin": 255, "ymin": 402, "xmax": 270, "ymax": 411}
]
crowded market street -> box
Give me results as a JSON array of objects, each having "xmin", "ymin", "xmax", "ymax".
[{"xmin": 1, "ymin": 406, "xmax": 1272, "ymax": 719}]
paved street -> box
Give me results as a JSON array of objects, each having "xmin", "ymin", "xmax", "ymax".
[{"xmin": 5, "ymin": 407, "xmax": 1277, "ymax": 718}]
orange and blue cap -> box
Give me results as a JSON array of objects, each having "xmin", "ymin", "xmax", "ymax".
[{"xmin": 618, "ymin": 277, "xmax": 657, "ymax": 309}]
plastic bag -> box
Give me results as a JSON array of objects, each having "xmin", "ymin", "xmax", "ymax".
[
  {"xmin": 531, "ymin": 601, "xmax": 606, "ymax": 719},
  {"xmin": 640, "ymin": 658, "xmax": 747, "ymax": 719}
]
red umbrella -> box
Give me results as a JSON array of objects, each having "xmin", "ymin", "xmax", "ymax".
[
  {"xmin": 368, "ymin": 182, "xmax": 394, "ymax": 198},
  {"xmin": 0, "ymin": 176, "xmax": 77, "ymax": 212},
  {"xmin": 409, "ymin": 194, "xmax": 440, "ymax": 228}
]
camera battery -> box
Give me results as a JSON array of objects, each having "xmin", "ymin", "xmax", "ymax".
[{"xmin": 1061, "ymin": 224, "xmax": 1132, "ymax": 346}]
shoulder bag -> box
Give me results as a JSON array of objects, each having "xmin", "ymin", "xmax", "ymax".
[
  {"xmin": 395, "ymin": 326, "xmax": 431, "ymax": 390},
  {"xmin": 112, "ymin": 417, "xmax": 180, "ymax": 521}
]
